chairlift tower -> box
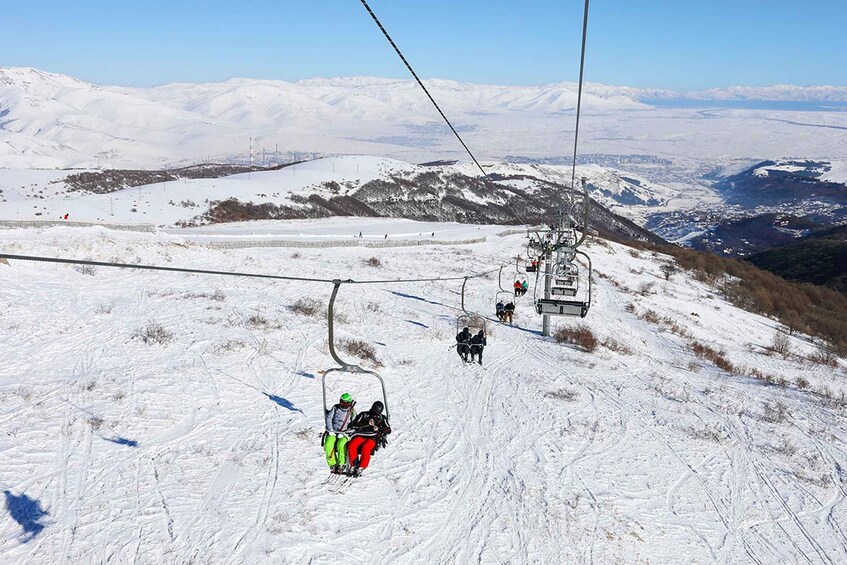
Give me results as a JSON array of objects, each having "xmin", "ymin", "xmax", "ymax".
[{"xmin": 533, "ymin": 177, "xmax": 591, "ymax": 336}]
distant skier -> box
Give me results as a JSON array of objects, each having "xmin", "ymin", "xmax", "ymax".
[
  {"xmin": 495, "ymin": 301, "xmax": 505, "ymax": 322},
  {"xmin": 469, "ymin": 330, "xmax": 487, "ymax": 365},
  {"xmin": 346, "ymin": 401, "xmax": 391, "ymax": 477},
  {"xmin": 504, "ymin": 301, "xmax": 515, "ymax": 324},
  {"xmin": 323, "ymin": 393, "xmax": 356, "ymax": 474},
  {"xmin": 456, "ymin": 327, "xmax": 472, "ymax": 362}
]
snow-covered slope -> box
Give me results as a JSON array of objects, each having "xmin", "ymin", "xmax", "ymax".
[
  {"xmin": 1, "ymin": 221, "xmax": 845, "ymax": 563},
  {"xmin": 0, "ymin": 156, "xmax": 679, "ymax": 233}
]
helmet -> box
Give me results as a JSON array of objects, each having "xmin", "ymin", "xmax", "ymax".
[
  {"xmin": 339, "ymin": 393, "xmax": 353, "ymax": 406},
  {"xmin": 370, "ymin": 400, "xmax": 384, "ymax": 415}
]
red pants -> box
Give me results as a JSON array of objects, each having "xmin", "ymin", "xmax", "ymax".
[{"xmin": 347, "ymin": 436, "xmax": 377, "ymax": 469}]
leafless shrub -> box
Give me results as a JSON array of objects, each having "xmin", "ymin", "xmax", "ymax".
[
  {"xmin": 397, "ymin": 358, "xmax": 415, "ymax": 366},
  {"xmin": 770, "ymin": 331, "xmax": 792, "ymax": 358},
  {"xmin": 88, "ymin": 416, "xmax": 104, "ymax": 430},
  {"xmin": 545, "ymin": 389, "xmax": 580, "ymax": 402},
  {"xmin": 97, "ymin": 303, "xmax": 113, "ymax": 315},
  {"xmin": 691, "ymin": 341, "xmax": 734, "ymax": 373},
  {"xmin": 795, "ymin": 376, "xmax": 809, "ymax": 390},
  {"xmin": 766, "ymin": 436, "xmax": 797, "ymax": 457},
  {"xmin": 112, "ymin": 391, "xmax": 126, "ymax": 401},
  {"xmin": 687, "ymin": 361, "xmax": 701, "ymax": 373},
  {"xmin": 85, "ymin": 381, "xmax": 96, "ymax": 392},
  {"xmin": 211, "ymin": 289, "xmax": 226, "ymax": 302},
  {"xmin": 291, "ymin": 252, "xmax": 302, "ymax": 259},
  {"xmin": 638, "ymin": 282, "xmax": 655, "ymax": 296},
  {"xmin": 342, "ymin": 339, "xmax": 382, "ymax": 367},
  {"xmin": 627, "ymin": 249, "xmax": 641, "ymax": 258},
  {"xmin": 554, "ymin": 324, "xmax": 598, "ymax": 353},
  {"xmin": 760, "ymin": 401, "xmax": 788, "ymax": 424},
  {"xmin": 640, "ymin": 309, "xmax": 660, "ymax": 324},
  {"xmin": 364, "ymin": 256, "xmax": 382, "ymax": 268},
  {"xmin": 659, "ymin": 263, "xmax": 678, "ymax": 281},
  {"xmin": 808, "ymin": 345, "xmax": 839, "ymax": 368},
  {"xmin": 688, "ymin": 424, "xmax": 728, "ymax": 443},
  {"xmin": 217, "ymin": 339, "xmax": 247, "ymax": 353},
  {"xmin": 366, "ymin": 301, "xmax": 381, "ymax": 312},
  {"xmin": 247, "ymin": 313, "xmax": 271, "ymax": 329},
  {"xmin": 602, "ymin": 337, "xmax": 633, "ymax": 355},
  {"xmin": 134, "ymin": 321, "xmax": 174, "ymax": 345},
  {"xmin": 650, "ymin": 376, "xmax": 693, "ymax": 402},
  {"xmin": 75, "ymin": 264, "xmax": 97, "ymax": 276},
  {"xmin": 291, "ymin": 298, "xmax": 324, "ymax": 317},
  {"xmin": 624, "ymin": 302, "xmax": 636, "ymax": 314}
]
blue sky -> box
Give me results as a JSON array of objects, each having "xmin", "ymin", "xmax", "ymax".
[{"xmin": 2, "ymin": 0, "xmax": 845, "ymax": 90}]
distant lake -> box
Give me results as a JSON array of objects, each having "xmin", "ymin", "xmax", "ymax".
[{"xmin": 644, "ymin": 99, "xmax": 847, "ymax": 112}]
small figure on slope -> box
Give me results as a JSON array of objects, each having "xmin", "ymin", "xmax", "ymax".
[
  {"xmin": 347, "ymin": 401, "xmax": 391, "ymax": 477},
  {"xmin": 469, "ymin": 330, "xmax": 487, "ymax": 365},
  {"xmin": 456, "ymin": 327, "xmax": 472, "ymax": 362},
  {"xmin": 324, "ymin": 393, "xmax": 356, "ymax": 474}
]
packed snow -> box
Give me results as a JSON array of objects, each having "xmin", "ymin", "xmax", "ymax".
[{"xmin": 1, "ymin": 219, "xmax": 846, "ymax": 563}]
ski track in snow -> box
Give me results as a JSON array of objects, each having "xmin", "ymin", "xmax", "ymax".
[{"xmin": 1, "ymin": 221, "xmax": 846, "ymax": 563}]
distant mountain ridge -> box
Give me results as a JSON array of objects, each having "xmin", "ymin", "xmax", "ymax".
[{"xmin": 3, "ymin": 67, "xmax": 847, "ymax": 170}]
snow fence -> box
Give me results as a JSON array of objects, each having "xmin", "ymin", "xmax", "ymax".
[
  {"xmin": 0, "ymin": 220, "xmax": 156, "ymax": 232},
  {"xmin": 201, "ymin": 237, "xmax": 487, "ymax": 250}
]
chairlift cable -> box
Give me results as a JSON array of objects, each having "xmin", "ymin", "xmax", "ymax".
[
  {"xmin": 0, "ymin": 253, "xmax": 503, "ymax": 286},
  {"xmin": 568, "ymin": 0, "xmax": 590, "ymax": 199},
  {"xmin": 357, "ymin": 0, "xmax": 533, "ymax": 231},
  {"xmin": 357, "ymin": 0, "xmax": 486, "ymax": 178}
]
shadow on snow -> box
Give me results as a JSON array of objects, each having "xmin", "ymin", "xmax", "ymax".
[
  {"xmin": 264, "ymin": 392, "xmax": 304, "ymax": 413},
  {"xmin": 4, "ymin": 490, "xmax": 48, "ymax": 542},
  {"xmin": 104, "ymin": 436, "xmax": 139, "ymax": 448}
]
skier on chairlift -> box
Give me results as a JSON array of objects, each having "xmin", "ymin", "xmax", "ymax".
[
  {"xmin": 521, "ymin": 280, "xmax": 528, "ymax": 294},
  {"xmin": 324, "ymin": 393, "xmax": 356, "ymax": 474},
  {"xmin": 513, "ymin": 280, "xmax": 523, "ymax": 296},
  {"xmin": 495, "ymin": 300, "xmax": 505, "ymax": 321},
  {"xmin": 346, "ymin": 400, "xmax": 391, "ymax": 477},
  {"xmin": 456, "ymin": 327, "xmax": 472, "ymax": 362},
  {"xmin": 469, "ymin": 330, "xmax": 487, "ymax": 365},
  {"xmin": 504, "ymin": 301, "xmax": 515, "ymax": 324}
]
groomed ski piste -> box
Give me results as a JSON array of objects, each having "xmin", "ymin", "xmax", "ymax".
[{"xmin": 1, "ymin": 218, "xmax": 846, "ymax": 564}]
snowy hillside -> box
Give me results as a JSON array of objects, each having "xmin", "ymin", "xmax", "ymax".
[
  {"xmin": 1, "ymin": 220, "xmax": 846, "ymax": 563},
  {"xmin": 0, "ymin": 156, "xmax": 678, "ymax": 239}
]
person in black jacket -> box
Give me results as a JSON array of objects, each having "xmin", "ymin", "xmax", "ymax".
[
  {"xmin": 346, "ymin": 401, "xmax": 391, "ymax": 477},
  {"xmin": 503, "ymin": 302, "xmax": 515, "ymax": 324},
  {"xmin": 469, "ymin": 330, "xmax": 487, "ymax": 365},
  {"xmin": 456, "ymin": 327, "xmax": 472, "ymax": 362}
]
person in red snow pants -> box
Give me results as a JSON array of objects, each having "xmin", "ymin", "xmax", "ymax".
[{"xmin": 347, "ymin": 436, "xmax": 378, "ymax": 469}]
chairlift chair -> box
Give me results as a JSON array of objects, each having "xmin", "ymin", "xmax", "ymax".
[
  {"xmin": 321, "ymin": 281, "xmax": 390, "ymax": 423},
  {"xmin": 534, "ymin": 251, "xmax": 592, "ymax": 319}
]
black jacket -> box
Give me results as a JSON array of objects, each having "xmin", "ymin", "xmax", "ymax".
[
  {"xmin": 504, "ymin": 303, "xmax": 515, "ymax": 312},
  {"xmin": 348, "ymin": 411, "xmax": 392, "ymax": 440},
  {"xmin": 456, "ymin": 330, "xmax": 471, "ymax": 344},
  {"xmin": 470, "ymin": 334, "xmax": 487, "ymax": 348}
]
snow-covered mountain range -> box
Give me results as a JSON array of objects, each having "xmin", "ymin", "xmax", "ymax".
[{"xmin": 3, "ymin": 67, "xmax": 847, "ymax": 170}]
